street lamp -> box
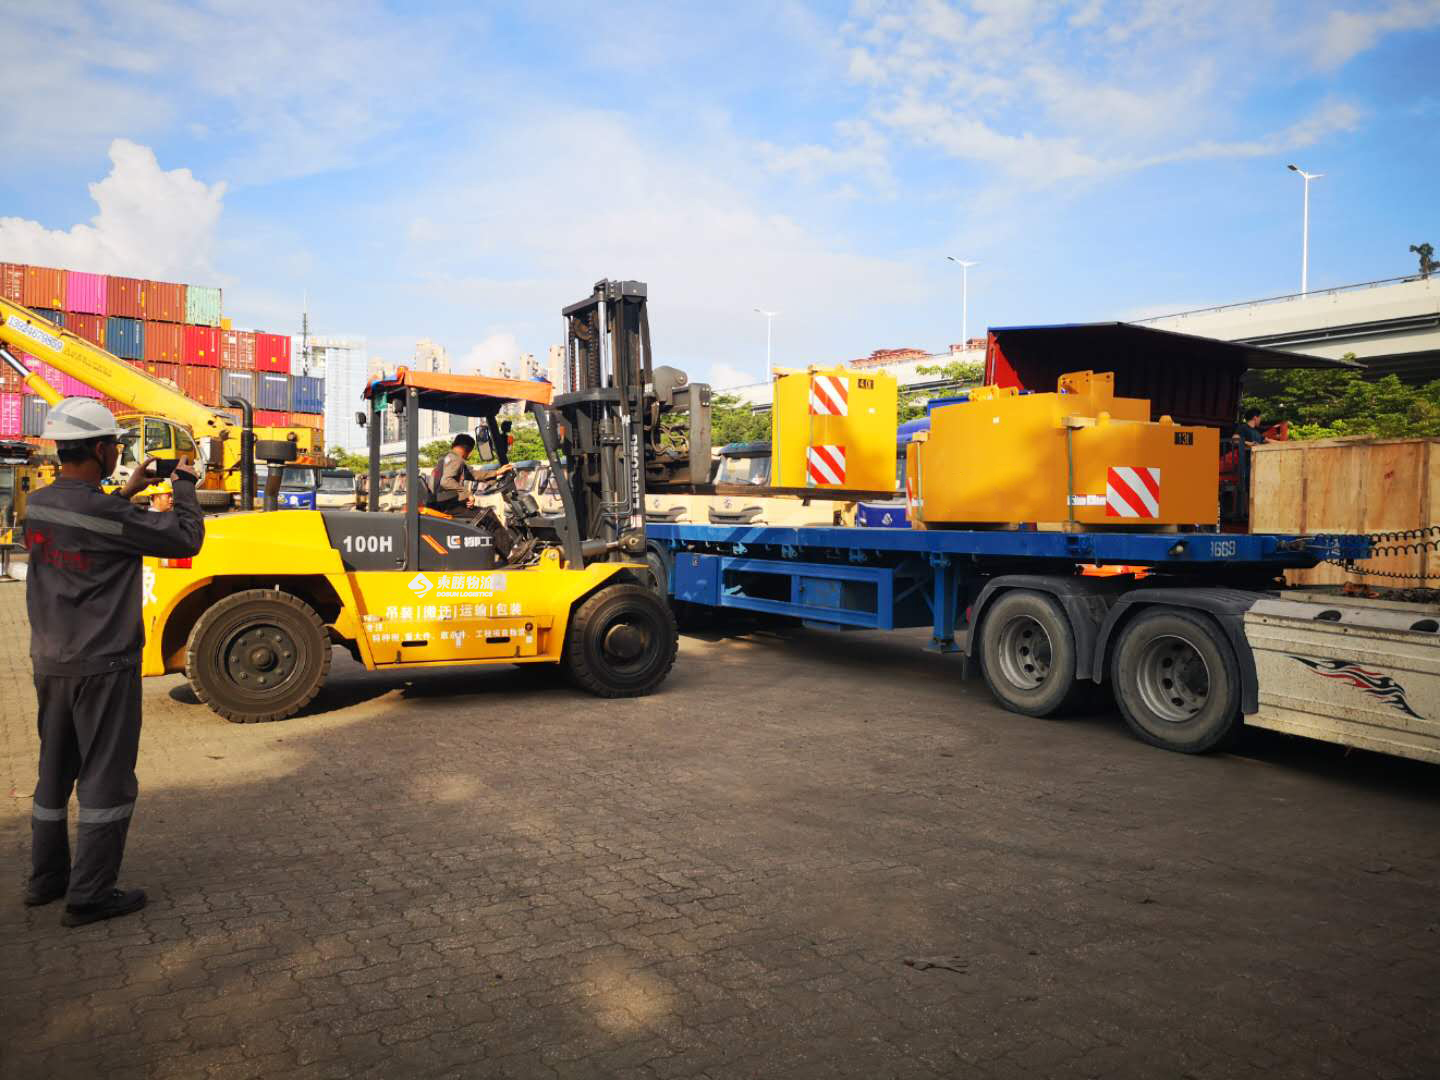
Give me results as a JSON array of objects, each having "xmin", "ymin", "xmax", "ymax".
[
  {"xmin": 754, "ymin": 307, "xmax": 779, "ymax": 382},
  {"xmin": 1287, "ymin": 164, "xmax": 1322, "ymax": 295},
  {"xmin": 946, "ymin": 257, "xmax": 978, "ymax": 347}
]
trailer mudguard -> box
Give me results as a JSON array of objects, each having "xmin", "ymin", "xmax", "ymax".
[
  {"xmin": 1093, "ymin": 587, "xmax": 1266, "ymax": 713},
  {"xmin": 969, "ymin": 575, "xmax": 1127, "ymax": 681}
]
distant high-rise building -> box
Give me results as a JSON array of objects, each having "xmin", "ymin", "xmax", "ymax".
[
  {"xmin": 412, "ymin": 339, "xmax": 452, "ymax": 441},
  {"xmin": 290, "ymin": 334, "xmax": 368, "ymax": 451},
  {"xmin": 366, "ymin": 353, "xmax": 403, "ymax": 443},
  {"xmin": 546, "ymin": 344, "xmax": 565, "ymax": 392}
]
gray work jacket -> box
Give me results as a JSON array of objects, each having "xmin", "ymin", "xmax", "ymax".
[{"xmin": 24, "ymin": 474, "xmax": 205, "ymax": 675}]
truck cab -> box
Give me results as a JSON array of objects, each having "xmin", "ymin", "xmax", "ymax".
[
  {"xmin": 316, "ymin": 468, "xmax": 357, "ymax": 510},
  {"xmin": 277, "ymin": 466, "xmax": 319, "ymax": 510}
]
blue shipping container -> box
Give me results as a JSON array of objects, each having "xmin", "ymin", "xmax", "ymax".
[
  {"xmin": 106, "ymin": 316, "xmax": 145, "ymax": 359},
  {"xmin": 290, "ymin": 375, "xmax": 324, "ymax": 414},
  {"xmin": 256, "ymin": 372, "xmax": 290, "ymax": 411},
  {"xmin": 220, "ymin": 370, "xmax": 254, "ymax": 406},
  {"xmin": 31, "ymin": 309, "xmax": 64, "ymax": 328}
]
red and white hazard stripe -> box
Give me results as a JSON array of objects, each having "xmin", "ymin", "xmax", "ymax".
[
  {"xmin": 809, "ymin": 374, "xmax": 849, "ymax": 416},
  {"xmin": 807, "ymin": 444, "xmax": 846, "ymax": 486},
  {"xmin": 1106, "ymin": 467, "xmax": 1160, "ymax": 519}
]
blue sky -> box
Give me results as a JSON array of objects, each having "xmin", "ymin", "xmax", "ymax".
[{"xmin": 1, "ymin": 0, "xmax": 1437, "ymax": 387}]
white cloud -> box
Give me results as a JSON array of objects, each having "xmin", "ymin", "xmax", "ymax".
[
  {"xmin": 377, "ymin": 108, "xmax": 932, "ymax": 380},
  {"xmin": 0, "ymin": 139, "xmax": 226, "ymax": 280},
  {"xmin": 460, "ymin": 334, "xmax": 523, "ymax": 376},
  {"xmin": 1306, "ymin": 0, "xmax": 1440, "ymax": 70},
  {"xmin": 816, "ymin": 2, "xmax": 1390, "ymax": 189},
  {"xmin": 709, "ymin": 362, "xmax": 761, "ymax": 389},
  {"xmin": 2, "ymin": 0, "xmax": 463, "ymax": 182}
]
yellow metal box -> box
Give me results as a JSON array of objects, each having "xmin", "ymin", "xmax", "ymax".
[
  {"xmin": 772, "ymin": 367, "xmax": 897, "ymax": 491},
  {"xmin": 907, "ymin": 371, "xmax": 1218, "ymax": 527}
]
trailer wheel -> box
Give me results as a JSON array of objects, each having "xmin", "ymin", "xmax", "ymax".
[
  {"xmin": 185, "ymin": 590, "xmax": 331, "ymax": 723},
  {"xmin": 979, "ymin": 590, "xmax": 1082, "ymax": 717},
  {"xmin": 1111, "ymin": 608, "xmax": 1240, "ymax": 753},
  {"xmin": 563, "ymin": 583, "xmax": 678, "ymax": 697}
]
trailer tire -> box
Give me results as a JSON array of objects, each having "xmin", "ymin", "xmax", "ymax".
[
  {"xmin": 563, "ymin": 583, "xmax": 678, "ymax": 697},
  {"xmin": 1111, "ymin": 608, "xmax": 1240, "ymax": 754},
  {"xmin": 196, "ymin": 489, "xmax": 233, "ymax": 512},
  {"xmin": 185, "ymin": 590, "xmax": 331, "ymax": 723},
  {"xmin": 979, "ymin": 590, "xmax": 1083, "ymax": 717}
]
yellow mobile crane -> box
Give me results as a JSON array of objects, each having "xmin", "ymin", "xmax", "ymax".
[{"xmin": 0, "ymin": 297, "xmax": 321, "ymax": 511}]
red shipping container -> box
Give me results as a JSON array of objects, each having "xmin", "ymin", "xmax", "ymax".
[
  {"xmin": 254, "ymin": 332, "xmax": 291, "ymax": 373},
  {"xmin": 65, "ymin": 271, "xmax": 108, "ymax": 316},
  {"xmin": 1, "ymin": 263, "xmax": 25, "ymax": 303},
  {"xmin": 253, "ymin": 409, "xmax": 288, "ymax": 428},
  {"xmin": 180, "ymin": 365, "xmax": 221, "ymax": 406},
  {"xmin": 220, "ymin": 329, "xmax": 257, "ymax": 370},
  {"xmin": 0, "ymin": 393, "xmax": 22, "ymax": 437},
  {"xmin": 66, "ymin": 312, "xmax": 106, "ymax": 348},
  {"xmin": 183, "ymin": 325, "xmax": 220, "ymax": 367},
  {"xmin": 107, "ymin": 276, "xmax": 145, "ymax": 318},
  {"xmin": 0, "ymin": 350, "xmax": 34, "ymax": 394},
  {"xmin": 144, "ymin": 321, "xmax": 184, "ymax": 364},
  {"xmin": 22, "ymin": 265, "xmax": 66, "ymax": 310},
  {"xmin": 145, "ymin": 280, "xmax": 185, "ymax": 323}
]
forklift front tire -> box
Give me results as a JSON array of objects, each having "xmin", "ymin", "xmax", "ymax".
[
  {"xmin": 563, "ymin": 583, "xmax": 678, "ymax": 698},
  {"xmin": 196, "ymin": 489, "xmax": 233, "ymax": 512},
  {"xmin": 185, "ymin": 590, "xmax": 331, "ymax": 723}
]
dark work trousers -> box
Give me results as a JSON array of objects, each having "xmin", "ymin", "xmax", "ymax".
[{"xmin": 30, "ymin": 666, "xmax": 143, "ymax": 906}]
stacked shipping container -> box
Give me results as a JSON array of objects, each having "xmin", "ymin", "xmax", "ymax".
[{"xmin": 0, "ymin": 261, "xmax": 325, "ymax": 451}]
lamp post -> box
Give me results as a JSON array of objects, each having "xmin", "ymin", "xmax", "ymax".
[
  {"xmin": 946, "ymin": 256, "xmax": 978, "ymax": 347},
  {"xmin": 754, "ymin": 307, "xmax": 778, "ymax": 382},
  {"xmin": 1286, "ymin": 164, "xmax": 1322, "ymax": 295}
]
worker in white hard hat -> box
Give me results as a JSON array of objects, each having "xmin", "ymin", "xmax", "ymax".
[{"xmin": 22, "ymin": 398, "xmax": 204, "ymax": 927}]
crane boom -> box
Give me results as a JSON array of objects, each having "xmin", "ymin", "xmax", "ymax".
[{"xmin": 0, "ymin": 298, "xmax": 232, "ymax": 438}]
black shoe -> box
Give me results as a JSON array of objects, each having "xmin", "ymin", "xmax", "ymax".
[
  {"xmin": 24, "ymin": 882, "xmax": 68, "ymax": 907},
  {"xmin": 61, "ymin": 888, "xmax": 146, "ymax": 927}
]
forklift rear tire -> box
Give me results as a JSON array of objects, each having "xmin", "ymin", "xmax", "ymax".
[
  {"xmin": 563, "ymin": 583, "xmax": 678, "ymax": 697},
  {"xmin": 185, "ymin": 590, "xmax": 331, "ymax": 723}
]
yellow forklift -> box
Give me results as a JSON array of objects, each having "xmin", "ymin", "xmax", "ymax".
[{"xmin": 143, "ymin": 279, "xmax": 711, "ymax": 721}]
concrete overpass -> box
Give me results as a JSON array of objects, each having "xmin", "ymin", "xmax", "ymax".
[{"xmin": 1135, "ymin": 274, "xmax": 1440, "ymax": 381}]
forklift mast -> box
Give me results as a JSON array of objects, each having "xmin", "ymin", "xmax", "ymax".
[{"xmin": 554, "ymin": 280, "xmax": 710, "ymax": 561}]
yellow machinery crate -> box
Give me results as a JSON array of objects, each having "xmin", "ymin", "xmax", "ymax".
[
  {"xmin": 907, "ymin": 371, "xmax": 1218, "ymax": 527},
  {"xmin": 772, "ymin": 367, "xmax": 897, "ymax": 491}
]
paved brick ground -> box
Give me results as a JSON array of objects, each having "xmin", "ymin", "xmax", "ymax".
[{"xmin": 2, "ymin": 586, "xmax": 1438, "ymax": 1079}]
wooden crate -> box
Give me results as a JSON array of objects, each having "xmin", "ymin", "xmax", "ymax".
[{"xmin": 1250, "ymin": 436, "xmax": 1438, "ymax": 585}]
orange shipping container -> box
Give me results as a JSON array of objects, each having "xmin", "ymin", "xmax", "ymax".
[
  {"xmin": 144, "ymin": 321, "xmax": 184, "ymax": 364},
  {"xmin": 1, "ymin": 263, "xmax": 25, "ymax": 303},
  {"xmin": 66, "ymin": 312, "xmax": 106, "ymax": 348},
  {"xmin": 107, "ymin": 276, "xmax": 145, "ymax": 318},
  {"xmin": 145, "ymin": 280, "xmax": 185, "ymax": 323},
  {"xmin": 220, "ymin": 329, "xmax": 257, "ymax": 370},
  {"xmin": 184, "ymin": 325, "xmax": 220, "ymax": 366},
  {"xmin": 22, "ymin": 265, "xmax": 65, "ymax": 310},
  {"xmin": 141, "ymin": 361, "xmax": 181, "ymax": 386},
  {"xmin": 180, "ymin": 365, "xmax": 221, "ymax": 406}
]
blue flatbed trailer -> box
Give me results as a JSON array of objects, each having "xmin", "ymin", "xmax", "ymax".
[{"xmin": 642, "ymin": 524, "xmax": 1440, "ymax": 761}]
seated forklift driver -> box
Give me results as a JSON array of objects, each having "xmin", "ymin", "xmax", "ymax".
[{"xmin": 428, "ymin": 434, "xmax": 476, "ymax": 513}]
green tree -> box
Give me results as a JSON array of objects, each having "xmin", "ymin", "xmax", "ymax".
[
  {"xmin": 1411, "ymin": 242, "xmax": 1437, "ymax": 279},
  {"xmin": 1242, "ymin": 362, "xmax": 1440, "ymax": 440},
  {"xmin": 326, "ymin": 446, "xmax": 370, "ymax": 472},
  {"xmin": 899, "ymin": 359, "xmax": 984, "ymax": 421},
  {"xmin": 711, "ymin": 393, "xmax": 771, "ymax": 445}
]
